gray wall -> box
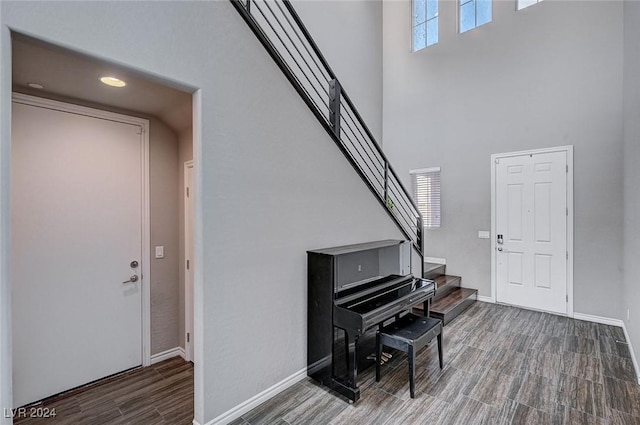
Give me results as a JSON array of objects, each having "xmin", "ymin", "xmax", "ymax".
[
  {"xmin": 382, "ymin": 0, "xmax": 625, "ymax": 318},
  {"xmin": 0, "ymin": 1, "xmax": 403, "ymax": 422},
  {"xmin": 293, "ymin": 0, "xmax": 383, "ymax": 140},
  {"xmin": 623, "ymin": 0, "xmax": 640, "ymax": 369},
  {"xmin": 149, "ymin": 117, "xmax": 180, "ymax": 355}
]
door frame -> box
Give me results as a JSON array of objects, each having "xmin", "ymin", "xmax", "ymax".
[
  {"xmin": 184, "ymin": 160, "xmax": 194, "ymax": 362},
  {"xmin": 12, "ymin": 92, "xmax": 152, "ymax": 366},
  {"xmin": 490, "ymin": 145, "xmax": 574, "ymax": 316}
]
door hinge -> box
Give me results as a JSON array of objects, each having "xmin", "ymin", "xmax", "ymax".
[
  {"xmin": 187, "ymin": 259, "xmax": 190, "ymax": 270},
  {"xmin": 186, "ymin": 187, "xmax": 190, "ymax": 198},
  {"xmin": 566, "ymin": 164, "xmax": 569, "ymax": 173},
  {"xmin": 187, "ymin": 333, "xmax": 190, "ymax": 343},
  {"xmin": 566, "ymin": 252, "xmax": 569, "ymax": 260},
  {"xmin": 566, "ymin": 295, "xmax": 568, "ymax": 302},
  {"xmin": 566, "ymin": 208, "xmax": 568, "ymax": 216}
]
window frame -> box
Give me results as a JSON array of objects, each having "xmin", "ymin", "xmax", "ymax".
[
  {"xmin": 412, "ymin": 0, "xmax": 439, "ymax": 52},
  {"xmin": 459, "ymin": 0, "xmax": 493, "ymax": 34},
  {"xmin": 517, "ymin": 0, "xmax": 542, "ymax": 11},
  {"xmin": 410, "ymin": 167, "xmax": 442, "ymax": 229}
]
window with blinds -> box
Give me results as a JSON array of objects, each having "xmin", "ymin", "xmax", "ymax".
[{"xmin": 410, "ymin": 167, "xmax": 441, "ymax": 228}]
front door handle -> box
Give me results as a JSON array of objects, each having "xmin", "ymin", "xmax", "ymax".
[{"xmin": 123, "ymin": 274, "xmax": 139, "ymax": 284}]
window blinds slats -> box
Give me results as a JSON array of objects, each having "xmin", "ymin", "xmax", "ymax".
[{"xmin": 411, "ymin": 168, "xmax": 441, "ymax": 228}]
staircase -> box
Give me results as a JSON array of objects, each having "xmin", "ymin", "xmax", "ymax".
[
  {"xmin": 230, "ymin": 0, "xmax": 424, "ymax": 272},
  {"xmin": 414, "ymin": 263, "xmax": 477, "ymax": 325},
  {"xmin": 231, "ymin": 0, "xmax": 482, "ymax": 328}
]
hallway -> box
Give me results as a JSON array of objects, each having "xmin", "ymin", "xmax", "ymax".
[{"xmin": 13, "ymin": 357, "xmax": 193, "ymax": 425}]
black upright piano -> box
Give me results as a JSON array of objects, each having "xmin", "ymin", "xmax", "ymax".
[{"xmin": 307, "ymin": 240, "xmax": 436, "ymax": 402}]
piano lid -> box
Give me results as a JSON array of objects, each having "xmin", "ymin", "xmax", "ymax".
[
  {"xmin": 307, "ymin": 239, "xmax": 407, "ymax": 256},
  {"xmin": 336, "ymin": 275, "xmax": 430, "ymax": 315},
  {"xmin": 333, "ymin": 276, "xmax": 435, "ymax": 334},
  {"xmin": 335, "ymin": 274, "xmax": 412, "ymax": 303}
]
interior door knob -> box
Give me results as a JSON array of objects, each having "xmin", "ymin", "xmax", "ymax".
[
  {"xmin": 123, "ymin": 274, "xmax": 139, "ymax": 284},
  {"xmin": 497, "ymin": 247, "xmax": 503, "ymax": 252}
]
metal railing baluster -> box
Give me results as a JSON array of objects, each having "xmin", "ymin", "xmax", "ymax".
[{"xmin": 329, "ymin": 79, "xmax": 341, "ymax": 137}]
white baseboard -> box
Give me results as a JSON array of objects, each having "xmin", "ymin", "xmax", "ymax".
[
  {"xmin": 150, "ymin": 346, "xmax": 186, "ymax": 364},
  {"xmin": 621, "ymin": 325, "xmax": 640, "ymax": 386},
  {"xmin": 573, "ymin": 312, "xmax": 624, "ymax": 327},
  {"xmin": 202, "ymin": 368, "xmax": 307, "ymax": 425},
  {"xmin": 573, "ymin": 312, "xmax": 640, "ymax": 385},
  {"xmin": 477, "ymin": 295, "xmax": 494, "ymax": 303}
]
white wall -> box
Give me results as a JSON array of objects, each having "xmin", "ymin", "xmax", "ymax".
[
  {"xmin": 0, "ymin": 1, "xmax": 403, "ymax": 423},
  {"xmin": 383, "ymin": 0, "xmax": 625, "ymax": 318},
  {"xmin": 623, "ymin": 0, "xmax": 640, "ymax": 371},
  {"xmin": 294, "ymin": 0, "xmax": 383, "ymax": 140}
]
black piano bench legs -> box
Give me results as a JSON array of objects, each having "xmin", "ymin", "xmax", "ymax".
[{"xmin": 375, "ymin": 314, "xmax": 443, "ymax": 399}]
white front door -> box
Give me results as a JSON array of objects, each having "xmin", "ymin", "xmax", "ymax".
[
  {"xmin": 494, "ymin": 149, "xmax": 569, "ymax": 314},
  {"xmin": 12, "ymin": 98, "xmax": 145, "ymax": 407}
]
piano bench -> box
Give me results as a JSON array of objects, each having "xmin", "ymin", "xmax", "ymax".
[{"xmin": 375, "ymin": 313, "xmax": 443, "ymax": 399}]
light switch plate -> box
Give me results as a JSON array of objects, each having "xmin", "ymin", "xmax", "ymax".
[
  {"xmin": 478, "ymin": 231, "xmax": 490, "ymax": 239},
  {"xmin": 155, "ymin": 246, "xmax": 164, "ymax": 259}
]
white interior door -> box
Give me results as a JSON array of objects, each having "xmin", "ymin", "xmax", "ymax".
[
  {"xmin": 184, "ymin": 161, "xmax": 194, "ymax": 362},
  {"xmin": 495, "ymin": 150, "xmax": 568, "ymax": 314},
  {"xmin": 12, "ymin": 99, "xmax": 144, "ymax": 407}
]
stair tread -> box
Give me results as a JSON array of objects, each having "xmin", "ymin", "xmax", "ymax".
[
  {"xmin": 431, "ymin": 287, "xmax": 477, "ymax": 314},
  {"xmin": 434, "ymin": 274, "xmax": 461, "ymax": 288}
]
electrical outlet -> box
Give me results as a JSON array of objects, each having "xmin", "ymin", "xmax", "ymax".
[{"xmin": 358, "ymin": 264, "xmax": 362, "ymax": 272}]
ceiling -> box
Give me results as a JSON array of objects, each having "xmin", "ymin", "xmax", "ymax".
[{"xmin": 12, "ymin": 34, "xmax": 193, "ymax": 134}]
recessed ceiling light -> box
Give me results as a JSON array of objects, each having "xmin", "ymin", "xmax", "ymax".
[
  {"xmin": 27, "ymin": 82, "xmax": 44, "ymax": 89},
  {"xmin": 100, "ymin": 76, "xmax": 126, "ymax": 88}
]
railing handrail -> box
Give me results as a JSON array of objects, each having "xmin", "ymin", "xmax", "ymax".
[{"xmin": 231, "ymin": 0, "xmax": 424, "ymax": 261}]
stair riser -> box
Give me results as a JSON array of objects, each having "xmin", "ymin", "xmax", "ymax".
[
  {"xmin": 423, "ymin": 264, "xmax": 446, "ymax": 280},
  {"xmin": 430, "ymin": 292, "xmax": 477, "ymax": 326},
  {"xmin": 432, "ymin": 278, "xmax": 461, "ymax": 302}
]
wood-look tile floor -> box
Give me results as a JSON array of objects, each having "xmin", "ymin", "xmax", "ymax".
[
  {"xmin": 233, "ymin": 302, "xmax": 640, "ymax": 425},
  {"xmin": 13, "ymin": 357, "xmax": 193, "ymax": 425},
  {"xmin": 11, "ymin": 303, "xmax": 640, "ymax": 425}
]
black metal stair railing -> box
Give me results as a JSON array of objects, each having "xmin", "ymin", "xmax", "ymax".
[{"xmin": 230, "ymin": 0, "xmax": 424, "ymax": 261}]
